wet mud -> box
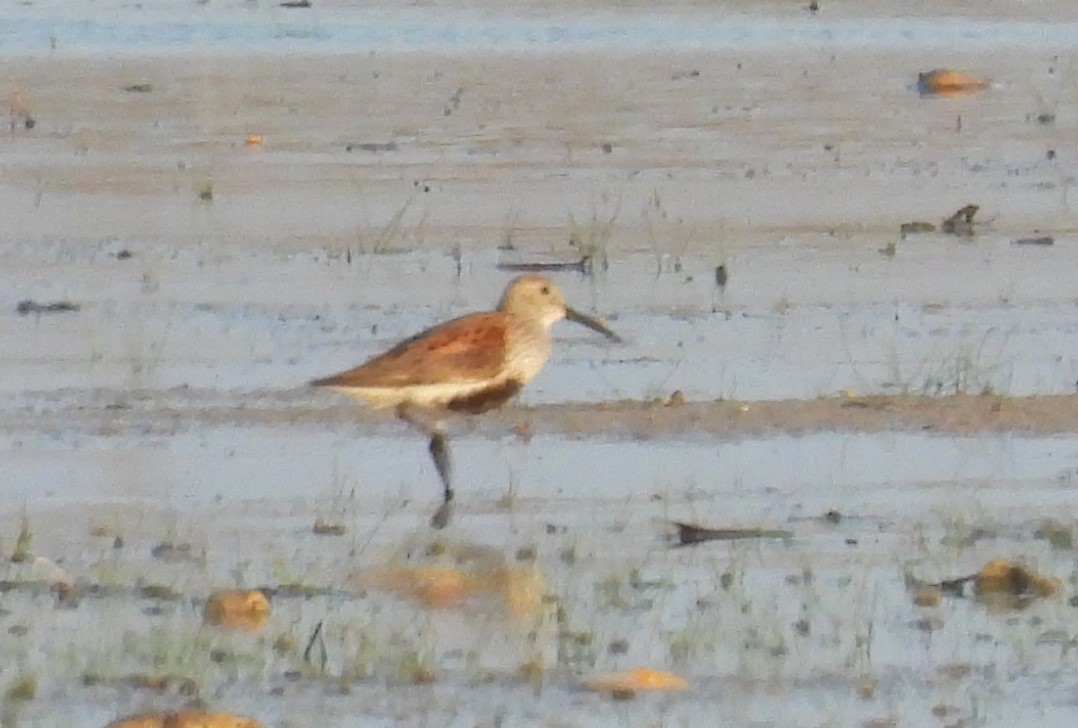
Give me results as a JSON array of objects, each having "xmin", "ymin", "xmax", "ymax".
[{"xmin": 5, "ymin": 3, "xmax": 1078, "ymax": 725}]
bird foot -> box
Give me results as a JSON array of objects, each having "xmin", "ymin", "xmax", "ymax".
[{"xmin": 429, "ymin": 501, "xmax": 453, "ymax": 530}]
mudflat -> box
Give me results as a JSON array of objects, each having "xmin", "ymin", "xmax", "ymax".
[{"xmin": 5, "ymin": 6, "xmax": 1078, "ymax": 726}]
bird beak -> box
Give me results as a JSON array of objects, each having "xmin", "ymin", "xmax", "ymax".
[{"xmin": 565, "ymin": 306, "xmax": 622, "ymax": 343}]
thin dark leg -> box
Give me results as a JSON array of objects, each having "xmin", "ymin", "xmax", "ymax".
[
  {"xmin": 428, "ymin": 432, "xmax": 454, "ymax": 529},
  {"xmin": 398, "ymin": 404, "xmax": 455, "ymax": 529},
  {"xmin": 429, "ymin": 431, "xmax": 453, "ymax": 503}
]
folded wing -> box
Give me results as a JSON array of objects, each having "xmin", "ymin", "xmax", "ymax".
[{"xmin": 311, "ymin": 313, "xmax": 510, "ymax": 389}]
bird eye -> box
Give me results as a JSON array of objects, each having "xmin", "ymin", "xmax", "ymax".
[{"xmin": 540, "ymin": 285, "xmax": 550, "ymax": 295}]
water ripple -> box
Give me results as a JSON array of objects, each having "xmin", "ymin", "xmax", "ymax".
[{"xmin": 0, "ymin": 12, "xmax": 1073, "ymax": 55}]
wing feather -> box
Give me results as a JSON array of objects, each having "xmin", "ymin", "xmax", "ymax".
[{"xmin": 311, "ymin": 313, "xmax": 509, "ymax": 389}]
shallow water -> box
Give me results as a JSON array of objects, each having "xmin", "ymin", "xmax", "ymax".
[
  {"xmin": 4, "ymin": 12, "xmax": 1078, "ymax": 56},
  {"xmin": 4, "ymin": 0, "xmax": 1078, "ymax": 58},
  {"xmin": 3, "ymin": 422, "xmax": 1078, "ymax": 726},
  {"xmin": 7, "ymin": 244, "xmax": 1078, "ymax": 402},
  {"xmin": 5, "ymin": 4, "xmax": 1078, "ymax": 725}
]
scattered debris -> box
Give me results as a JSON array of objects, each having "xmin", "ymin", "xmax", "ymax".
[
  {"xmin": 89, "ymin": 525, "xmax": 120, "ymax": 538},
  {"xmin": 312, "ymin": 518, "xmax": 345, "ymax": 536},
  {"xmin": 123, "ymin": 83, "xmax": 153, "ymax": 93},
  {"xmin": 344, "ymin": 141, "xmax": 398, "ymax": 153},
  {"xmin": 150, "ymin": 541, "xmax": 202, "ymax": 565},
  {"xmin": 909, "ymin": 558, "xmax": 1061, "ymax": 612},
  {"xmin": 917, "ymin": 69, "xmax": 988, "ymax": 97},
  {"xmin": 585, "ymin": 667, "xmax": 689, "ymax": 697},
  {"xmin": 11, "ymin": 517, "xmax": 32, "ymax": 562},
  {"xmin": 8, "ymin": 90, "xmax": 35, "ymax": 130},
  {"xmin": 444, "ymin": 87, "xmax": 464, "ymax": 116},
  {"xmin": 5, "ymin": 674, "xmax": 36, "ymax": 702},
  {"xmin": 302, "ymin": 619, "xmax": 327, "ymax": 669},
  {"xmin": 1033, "ymin": 519, "xmax": 1073, "ymax": 548},
  {"xmin": 672, "ymin": 521, "xmax": 792, "ymax": 547},
  {"xmin": 839, "ymin": 390, "xmax": 871, "ymax": 408},
  {"xmin": 203, "ymin": 589, "xmax": 271, "ymax": 631},
  {"xmin": 139, "ymin": 584, "xmax": 182, "ymax": 601},
  {"xmin": 974, "ymin": 558, "xmax": 1060, "ymax": 600},
  {"xmin": 84, "ymin": 673, "xmax": 197, "ymax": 695},
  {"xmin": 1012, "ymin": 236, "xmax": 1054, "ymax": 246},
  {"xmin": 941, "ymin": 204, "xmax": 980, "ymax": 237},
  {"xmin": 5, "ymin": 549, "xmax": 76, "ymax": 604},
  {"xmin": 497, "ymin": 256, "xmax": 593, "ymax": 274},
  {"xmin": 244, "ymin": 134, "xmax": 263, "ymax": 146},
  {"xmin": 15, "ymin": 300, "xmax": 79, "ymax": 316},
  {"xmin": 856, "ymin": 679, "xmax": 876, "ymax": 700},
  {"xmin": 912, "ymin": 587, "xmax": 942, "ymax": 607},
  {"xmin": 511, "ymin": 419, "xmax": 534, "ymax": 442},
  {"xmin": 105, "ymin": 710, "xmax": 263, "ymax": 728},
  {"xmin": 899, "ymin": 221, "xmax": 936, "ymax": 238}
]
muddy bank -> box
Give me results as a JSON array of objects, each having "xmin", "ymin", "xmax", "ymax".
[
  {"xmin": 511, "ymin": 392, "xmax": 1078, "ymax": 438},
  {"xmin": 6, "ymin": 43, "xmax": 1078, "ymax": 405},
  {"xmin": 9, "ymin": 389, "xmax": 1078, "ymax": 441},
  {"xmin": 5, "ymin": 5, "xmax": 1078, "ymax": 726},
  {"xmin": 4, "ymin": 46, "xmax": 1077, "ymax": 255}
]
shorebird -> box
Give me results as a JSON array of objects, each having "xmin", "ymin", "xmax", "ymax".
[{"xmin": 311, "ymin": 274, "xmax": 620, "ymax": 527}]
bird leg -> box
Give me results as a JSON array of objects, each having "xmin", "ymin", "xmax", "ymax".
[
  {"xmin": 397, "ymin": 405, "xmax": 454, "ymax": 528},
  {"xmin": 427, "ymin": 432, "xmax": 454, "ymax": 530},
  {"xmin": 428, "ymin": 431, "xmax": 453, "ymax": 503}
]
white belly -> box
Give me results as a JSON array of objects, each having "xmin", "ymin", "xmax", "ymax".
[{"xmin": 324, "ymin": 379, "xmax": 501, "ymax": 410}]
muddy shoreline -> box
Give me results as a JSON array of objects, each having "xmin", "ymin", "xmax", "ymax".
[
  {"xmin": 6, "ymin": 8, "xmax": 1078, "ymax": 726},
  {"xmin": 9, "ymin": 390, "xmax": 1078, "ymax": 440}
]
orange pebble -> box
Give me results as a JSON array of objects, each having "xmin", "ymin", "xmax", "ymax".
[
  {"xmin": 203, "ymin": 589, "xmax": 271, "ymax": 631},
  {"xmin": 975, "ymin": 558, "xmax": 1060, "ymax": 598},
  {"xmin": 105, "ymin": 710, "xmax": 263, "ymax": 728},
  {"xmin": 917, "ymin": 69, "xmax": 987, "ymax": 96},
  {"xmin": 585, "ymin": 667, "xmax": 689, "ymax": 694}
]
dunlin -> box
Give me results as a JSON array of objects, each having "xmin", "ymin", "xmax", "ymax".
[{"xmin": 312, "ymin": 274, "xmax": 620, "ymax": 527}]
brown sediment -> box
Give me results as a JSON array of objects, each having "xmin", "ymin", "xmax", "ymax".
[
  {"xmin": 532, "ymin": 392, "xmax": 1078, "ymax": 437},
  {"xmin": 314, "ymin": 392, "xmax": 1078, "ymax": 438},
  {"xmin": 502, "ymin": 393, "xmax": 1078, "ymax": 439},
  {"xmin": 10, "ymin": 392, "xmax": 1078, "ymax": 440}
]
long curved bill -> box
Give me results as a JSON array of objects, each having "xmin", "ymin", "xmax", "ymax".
[{"xmin": 566, "ymin": 306, "xmax": 622, "ymax": 343}]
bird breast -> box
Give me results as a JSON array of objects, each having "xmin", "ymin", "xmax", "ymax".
[{"xmin": 503, "ymin": 319, "xmax": 552, "ymax": 384}]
